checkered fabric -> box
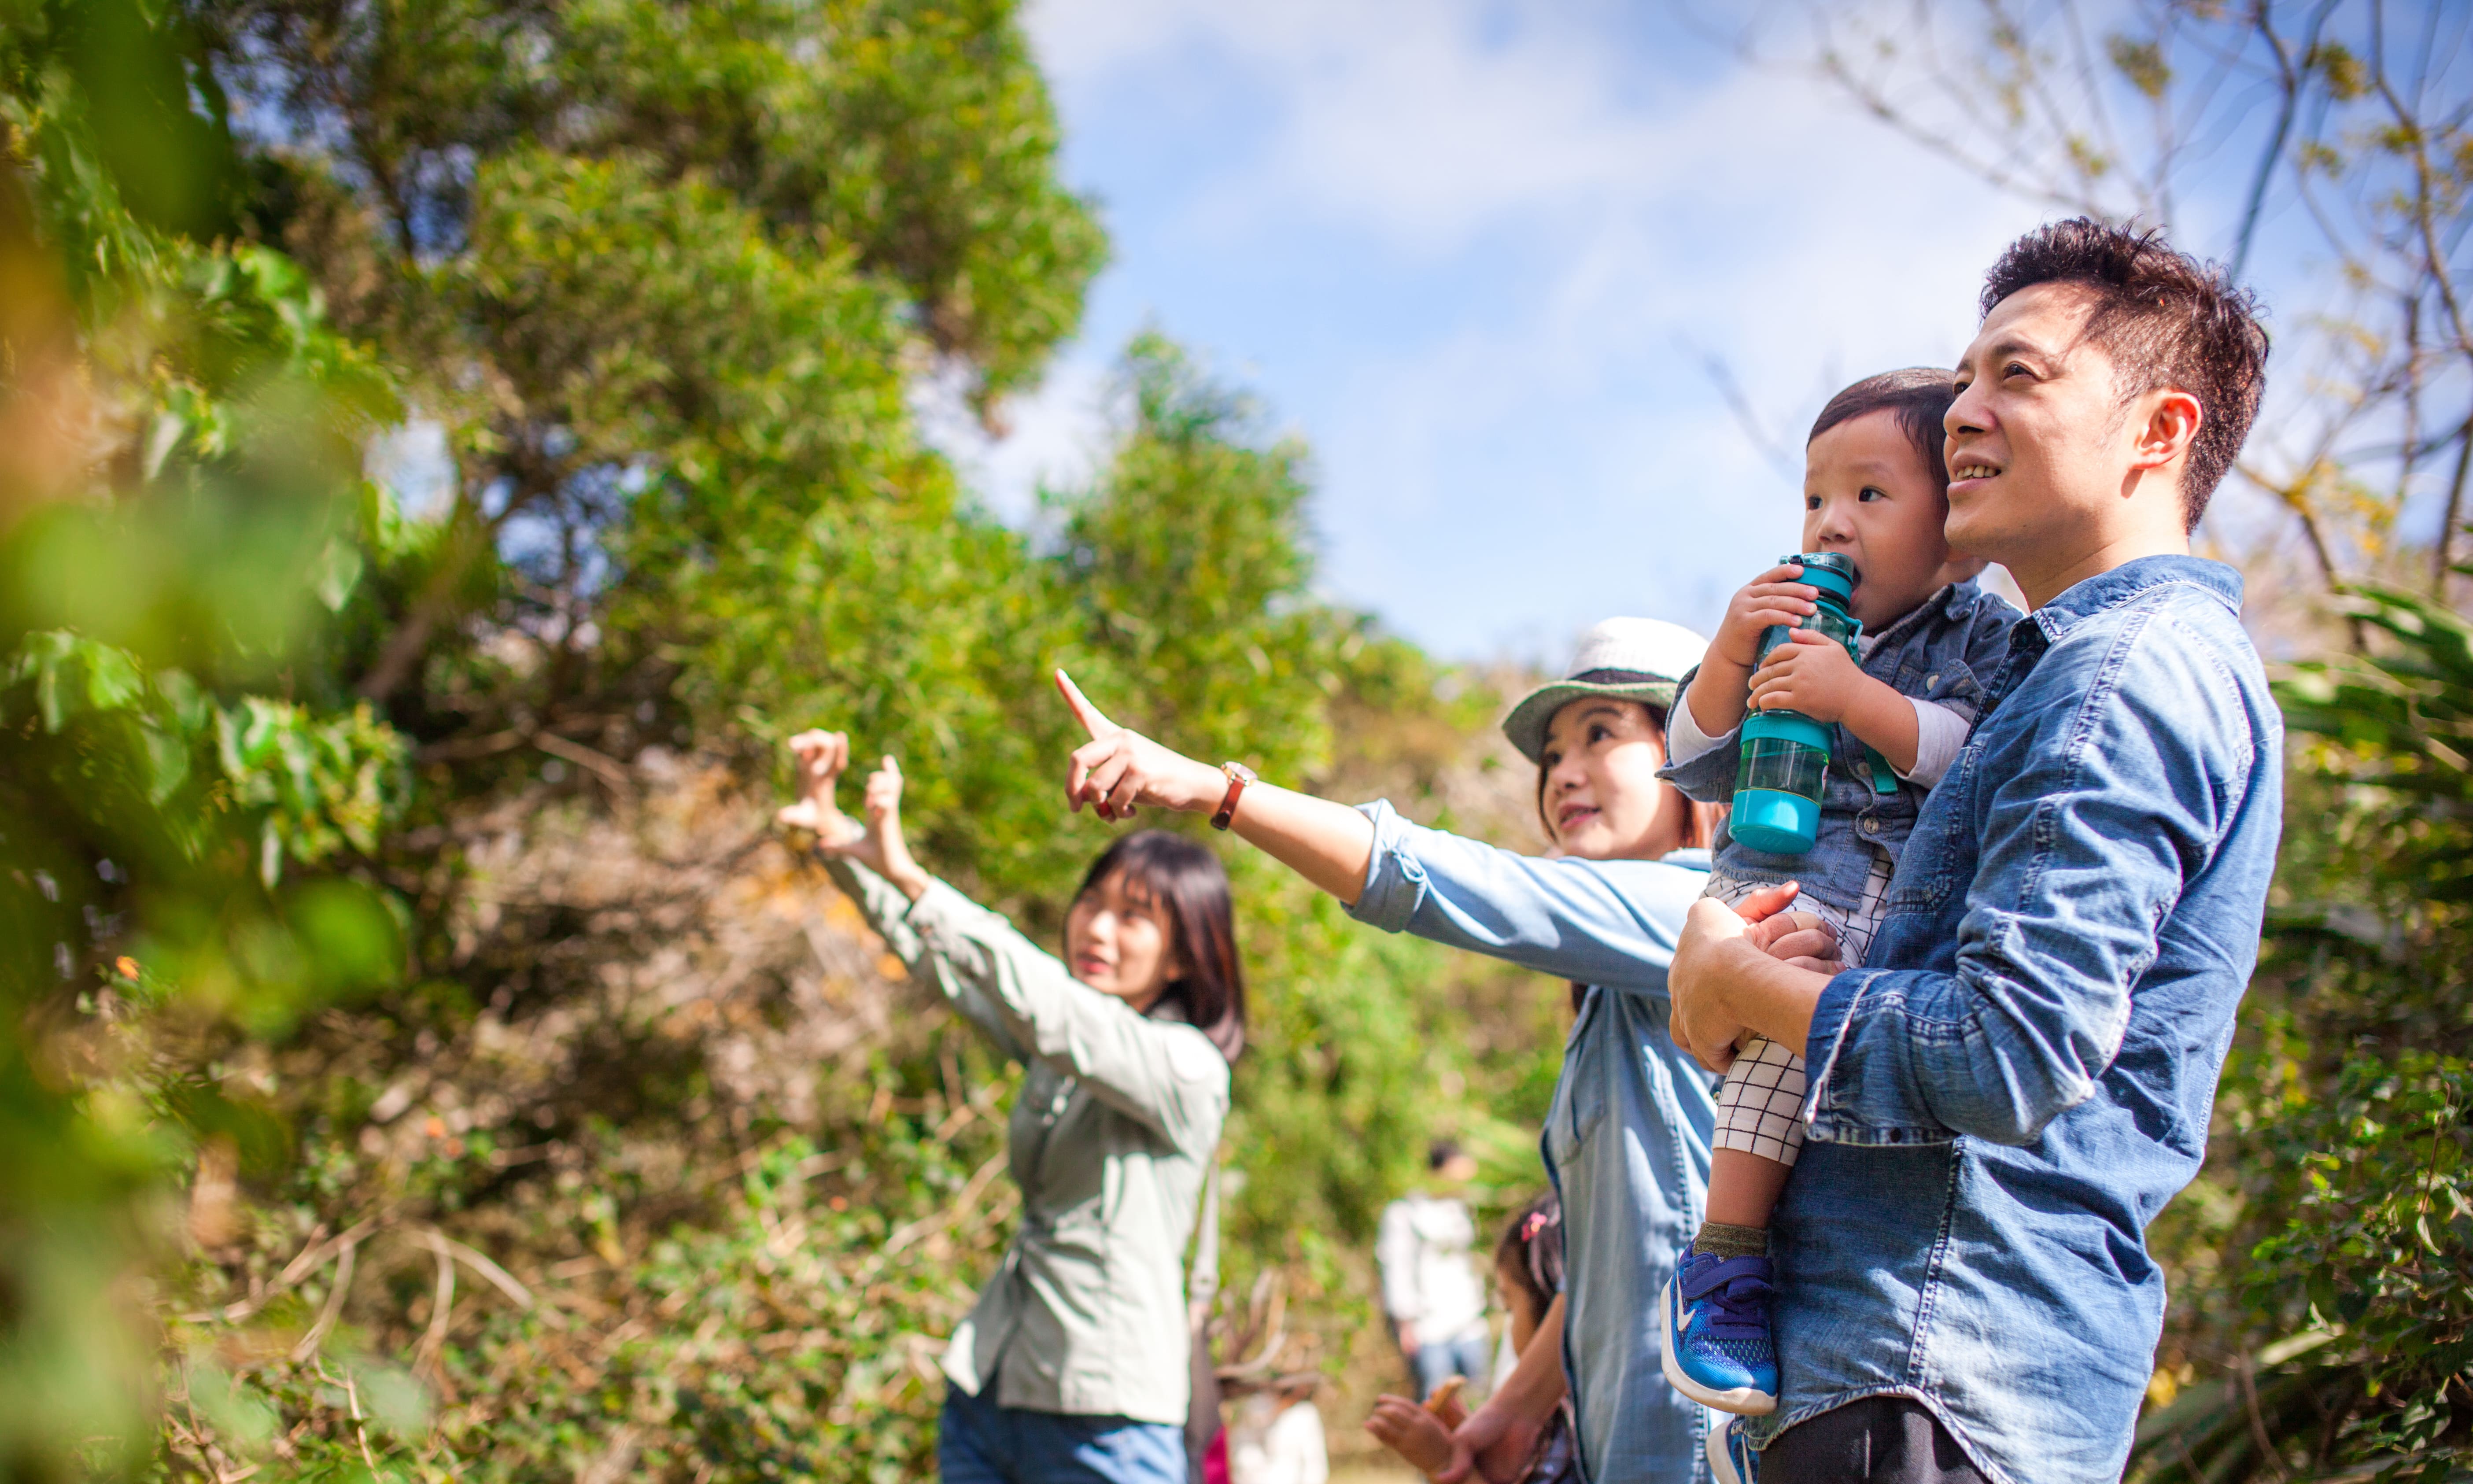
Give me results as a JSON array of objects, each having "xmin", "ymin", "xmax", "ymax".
[{"xmin": 1705, "ymin": 853, "xmax": 1895, "ymax": 1166}]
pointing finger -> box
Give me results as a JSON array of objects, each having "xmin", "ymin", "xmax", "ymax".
[{"xmin": 1054, "ymin": 669, "xmax": 1116, "ymax": 738}]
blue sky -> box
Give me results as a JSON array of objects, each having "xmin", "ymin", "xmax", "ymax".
[
  {"xmin": 908, "ymin": 0, "xmax": 2403, "ymax": 663},
  {"xmin": 920, "ymin": 1, "xmax": 2061, "ymax": 661}
]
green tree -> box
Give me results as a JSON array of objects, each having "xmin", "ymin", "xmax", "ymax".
[{"xmin": 2, "ymin": 4, "xmax": 1564, "ymax": 1477}]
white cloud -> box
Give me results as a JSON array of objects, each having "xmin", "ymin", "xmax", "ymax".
[
  {"xmin": 912, "ymin": 356, "xmax": 1118, "ymax": 526},
  {"xmin": 1005, "ymin": 0, "xmax": 2082, "ymax": 655}
]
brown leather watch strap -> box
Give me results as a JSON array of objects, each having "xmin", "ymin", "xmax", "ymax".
[{"xmin": 1209, "ymin": 762, "xmax": 1256, "ymax": 831}]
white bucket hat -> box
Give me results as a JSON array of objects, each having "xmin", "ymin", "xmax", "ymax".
[{"xmin": 1499, "ymin": 617, "xmax": 1710, "ymax": 764}]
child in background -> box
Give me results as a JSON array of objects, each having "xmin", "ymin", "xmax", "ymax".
[
  {"xmin": 1654, "ymin": 369, "xmax": 2022, "ymax": 1426},
  {"xmin": 1227, "ymin": 1375, "xmax": 1328, "ymax": 1484},
  {"xmin": 1365, "ymin": 1193, "xmax": 1577, "ymax": 1484}
]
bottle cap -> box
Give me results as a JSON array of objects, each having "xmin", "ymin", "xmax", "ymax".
[{"xmin": 1784, "ymin": 551, "xmax": 1858, "ymax": 607}]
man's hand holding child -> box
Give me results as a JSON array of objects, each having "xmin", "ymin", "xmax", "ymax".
[{"xmin": 1669, "ymin": 881, "xmax": 1845, "ymax": 1075}]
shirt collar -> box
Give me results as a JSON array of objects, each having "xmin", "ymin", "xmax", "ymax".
[{"xmin": 2024, "ymin": 555, "xmax": 2243, "ymax": 648}]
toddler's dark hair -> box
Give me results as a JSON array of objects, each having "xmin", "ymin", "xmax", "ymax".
[
  {"xmin": 1495, "ymin": 1192, "xmax": 1564, "ymax": 1326},
  {"xmin": 1808, "ymin": 368, "xmax": 1957, "ymax": 494}
]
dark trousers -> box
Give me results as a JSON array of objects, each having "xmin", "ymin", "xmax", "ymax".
[{"xmin": 1764, "ymin": 1397, "xmax": 1988, "ymax": 1484}]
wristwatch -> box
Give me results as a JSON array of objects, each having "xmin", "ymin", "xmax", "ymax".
[{"xmin": 1210, "ymin": 762, "xmax": 1258, "ymax": 831}]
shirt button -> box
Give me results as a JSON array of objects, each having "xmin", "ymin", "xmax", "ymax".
[
  {"xmin": 1926, "ymin": 672, "xmax": 1940, "ymax": 691},
  {"xmin": 1861, "ymin": 817, "xmax": 1880, "ymax": 835}
]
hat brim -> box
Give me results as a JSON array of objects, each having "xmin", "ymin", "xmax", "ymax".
[{"xmin": 1500, "ymin": 678, "xmax": 1682, "ymax": 764}]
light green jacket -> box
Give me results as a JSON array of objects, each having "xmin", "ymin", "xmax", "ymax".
[{"xmin": 828, "ymin": 860, "xmax": 1229, "ymax": 1425}]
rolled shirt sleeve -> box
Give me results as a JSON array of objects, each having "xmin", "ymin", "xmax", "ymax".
[
  {"xmin": 1802, "ymin": 629, "xmax": 2256, "ymax": 1147},
  {"xmin": 1664, "ymin": 681, "xmax": 1734, "ymax": 768},
  {"xmin": 1894, "ymin": 698, "xmax": 1974, "ymax": 787}
]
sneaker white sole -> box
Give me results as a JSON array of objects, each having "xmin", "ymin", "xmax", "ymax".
[
  {"xmin": 1657, "ymin": 1276, "xmax": 1778, "ymax": 1416},
  {"xmin": 1707, "ymin": 1423, "xmax": 1750, "ymax": 1484}
]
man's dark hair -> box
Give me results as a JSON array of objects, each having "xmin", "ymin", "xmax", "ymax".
[
  {"xmin": 1809, "ymin": 368, "xmax": 1956, "ymax": 493},
  {"xmin": 1980, "ymin": 218, "xmax": 2269, "ymax": 528},
  {"xmin": 1427, "ymin": 1139, "xmax": 1462, "ymax": 1171}
]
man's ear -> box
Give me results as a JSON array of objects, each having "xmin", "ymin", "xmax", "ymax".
[{"xmin": 2129, "ymin": 387, "xmax": 2203, "ymax": 476}]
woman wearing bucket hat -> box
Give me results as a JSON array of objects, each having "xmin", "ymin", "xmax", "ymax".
[{"xmin": 1054, "ymin": 619, "xmax": 1820, "ymax": 1484}]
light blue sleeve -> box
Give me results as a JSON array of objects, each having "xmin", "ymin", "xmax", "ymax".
[{"xmin": 1345, "ymin": 801, "xmax": 1709, "ymax": 991}]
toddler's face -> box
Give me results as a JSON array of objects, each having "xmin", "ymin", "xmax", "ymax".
[{"xmin": 1801, "ymin": 408, "xmax": 1960, "ymax": 630}]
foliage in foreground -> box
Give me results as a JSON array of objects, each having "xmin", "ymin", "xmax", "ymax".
[
  {"xmin": 2139, "ymin": 578, "xmax": 2473, "ymax": 1481},
  {"xmin": 0, "ymin": 3, "xmax": 1565, "ymax": 1478}
]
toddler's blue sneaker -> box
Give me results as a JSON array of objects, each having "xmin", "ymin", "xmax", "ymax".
[
  {"xmin": 1707, "ymin": 1414, "xmax": 1761, "ymax": 1484},
  {"xmin": 1657, "ymin": 1245, "xmax": 1778, "ymax": 1414}
]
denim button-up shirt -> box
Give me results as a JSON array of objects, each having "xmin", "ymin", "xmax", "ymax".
[
  {"xmin": 1349, "ymin": 803, "xmax": 1716, "ymax": 1483},
  {"xmin": 1753, "ymin": 557, "xmax": 2282, "ymax": 1483},
  {"xmin": 1660, "ymin": 580, "xmax": 2020, "ymax": 913}
]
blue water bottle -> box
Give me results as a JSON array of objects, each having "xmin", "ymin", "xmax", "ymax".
[{"xmin": 1729, "ymin": 552, "xmax": 1861, "ymax": 854}]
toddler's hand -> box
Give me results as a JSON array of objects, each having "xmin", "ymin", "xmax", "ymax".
[
  {"xmin": 1749, "ymin": 627, "xmax": 1865, "ymax": 722},
  {"xmin": 1713, "ymin": 563, "xmax": 1819, "ymax": 671},
  {"xmin": 1753, "ymin": 910, "xmax": 1846, "ymax": 975}
]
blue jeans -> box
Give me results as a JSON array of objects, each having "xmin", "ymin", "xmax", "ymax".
[
  {"xmin": 939, "ymin": 1386, "xmax": 1187, "ymax": 1484},
  {"xmin": 1410, "ymin": 1329, "xmax": 1492, "ymax": 1399}
]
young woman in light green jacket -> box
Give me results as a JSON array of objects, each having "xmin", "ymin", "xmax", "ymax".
[{"xmin": 779, "ymin": 730, "xmax": 1241, "ymax": 1484}]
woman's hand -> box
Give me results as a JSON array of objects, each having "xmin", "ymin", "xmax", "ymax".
[
  {"xmin": 778, "ymin": 730, "xmax": 861, "ymax": 842},
  {"xmin": 1056, "ymin": 671, "xmax": 1227, "ymax": 820},
  {"xmin": 780, "ymin": 731, "xmax": 931, "ymax": 901}
]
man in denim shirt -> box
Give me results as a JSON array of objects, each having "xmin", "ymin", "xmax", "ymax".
[{"xmin": 1670, "ymin": 218, "xmax": 2280, "ymax": 1484}]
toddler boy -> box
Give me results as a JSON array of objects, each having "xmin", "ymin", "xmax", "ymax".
[{"xmin": 1654, "ymin": 369, "xmax": 2020, "ymax": 1419}]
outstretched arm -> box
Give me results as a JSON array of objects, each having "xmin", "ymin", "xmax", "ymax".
[{"xmin": 1056, "ymin": 671, "xmax": 1378, "ymax": 904}]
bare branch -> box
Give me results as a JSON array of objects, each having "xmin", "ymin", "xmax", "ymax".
[{"xmin": 1682, "ymin": 339, "xmax": 1801, "ymax": 485}]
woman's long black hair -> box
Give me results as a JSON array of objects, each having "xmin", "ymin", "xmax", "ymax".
[{"xmin": 1073, "ymin": 830, "xmax": 1247, "ymax": 1063}]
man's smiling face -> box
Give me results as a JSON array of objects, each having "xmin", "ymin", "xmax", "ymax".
[{"xmin": 1944, "ymin": 281, "xmax": 2133, "ymax": 572}]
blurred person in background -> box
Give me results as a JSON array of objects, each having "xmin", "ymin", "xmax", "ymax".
[
  {"xmin": 1367, "ymin": 1192, "xmax": 1579, "ymax": 1484},
  {"xmin": 1377, "ymin": 1139, "xmax": 1493, "ymax": 1400},
  {"xmin": 1227, "ymin": 1375, "xmax": 1329, "ymax": 1484},
  {"xmin": 781, "ymin": 731, "xmax": 1244, "ymax": 1484}
]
